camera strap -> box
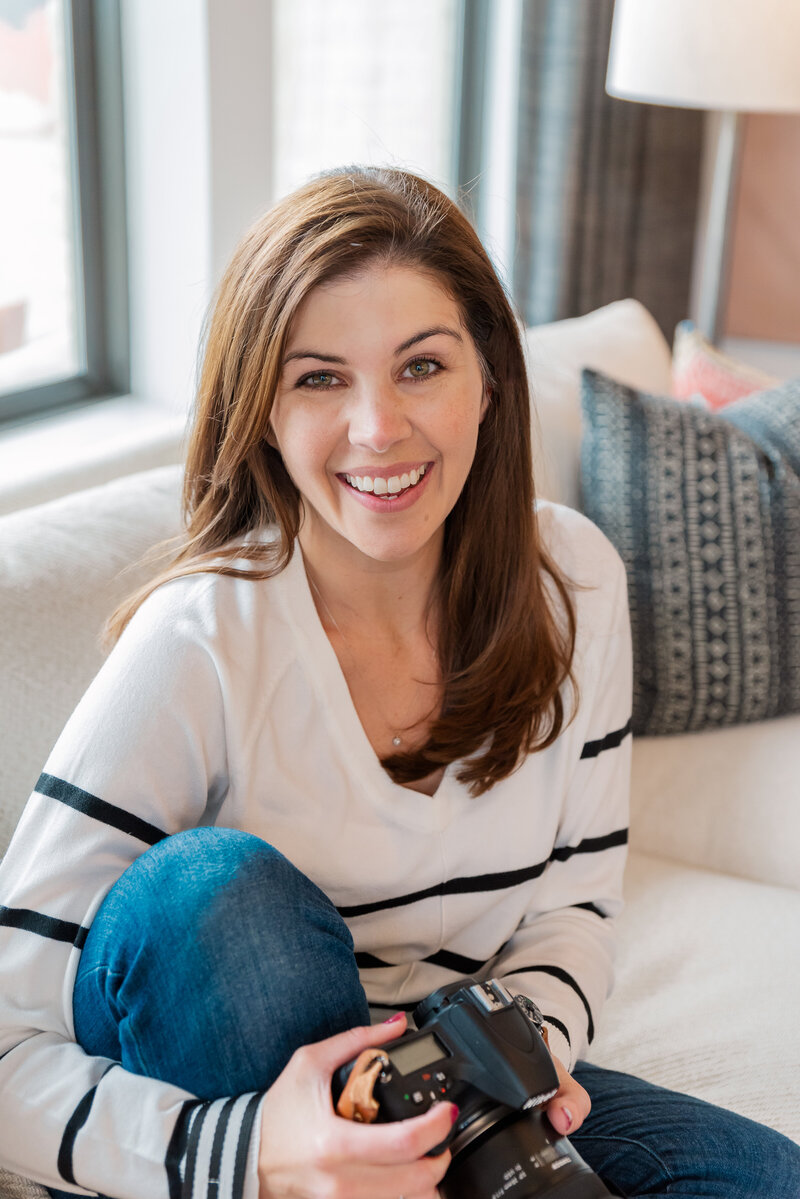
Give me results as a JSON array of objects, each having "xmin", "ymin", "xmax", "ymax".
[{"xmin": 335, "ymin": 1049, "xmax": 391, "ymax": 1124}]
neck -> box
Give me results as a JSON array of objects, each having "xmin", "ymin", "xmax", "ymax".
[{"xmin": 298, "ymin": 525, "xmax": 442, "ymax": 646}]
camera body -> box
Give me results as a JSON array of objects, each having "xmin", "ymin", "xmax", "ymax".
[
  {"xmin": 333, "ymin": 978, "xmax": 611, "ymax": 1198},
  {"xmin": 334, "ymin": 978, "xmax": 558, "ymax": 1140}
]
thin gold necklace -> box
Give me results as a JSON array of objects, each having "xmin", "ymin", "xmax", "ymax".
[{"xmin": 306, "ymin": 572, "xmax": 438, "ymax": 750}]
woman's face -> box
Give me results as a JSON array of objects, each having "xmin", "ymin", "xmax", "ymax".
[{"xmin": 269, "ymin": 262, "xmax": 488, "ymax": 571}]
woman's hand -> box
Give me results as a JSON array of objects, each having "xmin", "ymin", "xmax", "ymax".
[
  {"xmin": 257, "ymin": 1012, "xmax": 456, "ymax": 1199},
  {"xmin": 544, "ymin": 1051, "xmax": 591, "ymax": 1137}
]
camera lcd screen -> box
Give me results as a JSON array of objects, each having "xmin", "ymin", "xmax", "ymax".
[{"xmin": 388, "ymin": 1033, "xmax": 447, "ymax": 1075}]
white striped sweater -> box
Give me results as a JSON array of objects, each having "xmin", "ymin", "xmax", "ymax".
[{"xmin": 0, "ymin": 502, "xmax": 632, "ymax": 1198}]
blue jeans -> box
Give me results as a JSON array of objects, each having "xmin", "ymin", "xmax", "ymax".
[{"xmin": 51, "ymin": 828, "xmax": 800, "ymax": 1199}]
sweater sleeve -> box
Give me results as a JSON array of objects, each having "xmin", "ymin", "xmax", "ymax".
[
  {"xmin": 0, "ymin": 578, "xmax": 264, "ymax": 1199},
  {"xmin": 493, "ymin": 544, "xmax": 633, "ymax": 1071}
]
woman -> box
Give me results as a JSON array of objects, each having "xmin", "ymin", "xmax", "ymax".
[{"xmin": 0, "ymin": 166, "xmax": 797, "ymax": 1199}]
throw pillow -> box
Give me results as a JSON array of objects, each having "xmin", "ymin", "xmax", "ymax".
[
  {"xmin": 672, "ymin": 320, "xmax": 780, "ymax": 410},
  {"xmin": 580, "ymin": 368, "xmax": 800, "ymax": 736}
]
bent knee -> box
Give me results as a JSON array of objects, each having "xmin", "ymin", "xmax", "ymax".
[{"xmin": 108, "ymin": 826, "xmax": 346, "ymax": 942}]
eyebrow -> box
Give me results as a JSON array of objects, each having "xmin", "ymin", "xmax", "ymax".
[{"xmin": 282, "ymin": 325, "xmax": 464, "ymax": 367}]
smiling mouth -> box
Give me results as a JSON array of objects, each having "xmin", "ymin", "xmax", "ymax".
[{"xmin": 341, "ymin": 464, "xmax": 429, "ymax": 497}]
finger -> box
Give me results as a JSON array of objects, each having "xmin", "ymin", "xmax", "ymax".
[
  {"xmin": 546, "ymin": 1055, "xmax": 591, "ymax": 1136},
  {"xmin": 325, "ymin": 1146, "xmax": 451, "ymax": 1199},
  {"xmin": 333, "ymin": 1098, "xmax": 458, "ymax": 1167},
  {"xmin": 298, "ymin": 1011, "xmax": 409, "ymax": 1085}
]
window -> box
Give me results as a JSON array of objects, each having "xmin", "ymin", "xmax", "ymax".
[
  {"xmin": 0, "ymin": 0, "xmax": 127, "ymax": 424},
  {"xmin": 271, "ymin": 0, "xmax": 462, "ymax": 202}
]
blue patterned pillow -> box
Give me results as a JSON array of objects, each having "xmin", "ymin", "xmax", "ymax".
[{"xmin": 579, "ymin": 368, "xmax": 800, "ymax": 735}]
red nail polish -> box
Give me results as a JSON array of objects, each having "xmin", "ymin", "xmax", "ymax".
[
  {"xmin": 561, "ymin": 1105, "xmax": 573, "ymax": 1131},
  {"xmin": 382, "ymin": 1011, "xmax": 405, "ymax": 1023},
  {"xmin": 450, "ymin": 1103, "xmax": 460, "ymax": 1125}
]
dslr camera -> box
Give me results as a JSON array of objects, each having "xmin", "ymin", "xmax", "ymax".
[{"xmin": 333, "ymin": 977, "xmax": 610, "ymax": 1198}]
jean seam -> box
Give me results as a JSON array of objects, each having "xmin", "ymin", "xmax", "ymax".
[
  {"xmin": 572, "ymin": 1132, "xmax": 677, "ymax": 1186},
  {"xmin": 78, "ymin": 965, "xmax": 150, "ymax": 1075},
  {"xmin": 78, "ymin": 964, "xmax": 123, "ymax": 981}
]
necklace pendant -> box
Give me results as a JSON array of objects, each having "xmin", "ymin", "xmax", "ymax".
[{"xmin": 392, "ymin": 734, "xmax": 402, "ymax": 747}]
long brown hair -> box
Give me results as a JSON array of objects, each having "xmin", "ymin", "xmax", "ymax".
[{"xmin": 108, "ymin": 165, "xmax": 577, "ymax": 796}]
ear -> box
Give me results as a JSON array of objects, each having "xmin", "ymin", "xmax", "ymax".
[
  {"xmin": 479, "ymin": 386, "xmax": 492, "ymax": 422},
  {"xmin": 265, "ymin": 424, "xmax": 280, "ymax": 451}
]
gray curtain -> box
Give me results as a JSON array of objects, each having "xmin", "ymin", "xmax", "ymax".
[{"xmin": 475, "ymin": 0, "xmax": 706, "ymax": 341}]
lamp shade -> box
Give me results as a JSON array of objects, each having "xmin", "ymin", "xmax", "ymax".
[{"xmin": 606, "ymin": 0, "xmax": 800, "ymax": 112}]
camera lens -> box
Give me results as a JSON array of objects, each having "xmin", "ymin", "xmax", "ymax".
[{"xmin": 441, "ymin": 1109, "xmax": 611, "ymax": 1199}]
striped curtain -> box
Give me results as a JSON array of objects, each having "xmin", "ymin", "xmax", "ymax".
[{"xmin": 497, "ymin": 0, "xmax": 705, "ymax": 340}]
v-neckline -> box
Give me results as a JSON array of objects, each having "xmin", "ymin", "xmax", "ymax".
[{"xmin": 280, "ymin": 545, "xmax": 452, "ymax": 810}]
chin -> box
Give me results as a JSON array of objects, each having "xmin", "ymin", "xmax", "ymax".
[{"xmin": 340, "ymin": 525, "xmax": 439, "ymax": 566}]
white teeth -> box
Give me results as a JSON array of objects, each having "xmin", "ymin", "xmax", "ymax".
[{"xmin": 343, "ymin": 464, "xmax": 428, "ymax": 496}]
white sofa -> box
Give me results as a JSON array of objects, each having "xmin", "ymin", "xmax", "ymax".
[{"xmin": 1, "ymin": 300, "xmax": 798, "ymax": 1198}]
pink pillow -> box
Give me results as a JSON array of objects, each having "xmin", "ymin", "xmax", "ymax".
[{"xmin": 672, "ymin": 320, "xmax": 779, "ymax": 411}]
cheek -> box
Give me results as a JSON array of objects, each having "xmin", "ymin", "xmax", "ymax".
[
  {"xmin": 438, "ymin": 399, "xmax": 484, "ymax": 456},
  {"xmin": 271, "ymin": 407, "xmax": 336, "ymax": 481}
]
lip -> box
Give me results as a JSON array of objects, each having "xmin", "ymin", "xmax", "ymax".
[{"xmin": 336, "ymin": 461, "xmax": 434, "ymax": 513}]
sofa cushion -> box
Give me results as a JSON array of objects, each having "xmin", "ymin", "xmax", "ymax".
[
  {"xmin": 589, "ymin": 850, "xmax": 800, "ymax": 1146},
  {"xmin": 0, "ymin": 1170, "xmax": 47, "ymax": 1199},
  {"xmin": 580, "ymin": 370, "xmax": 800, "ymax": 736},
  {"xmin": 672, "ymin": 319, "xmax": 780, "ymax": 411},
  {"xmin": 0, "ymin": 465, "xmax": 183, "ymax": 859},
  {"xmin": 524, "ymin": 299, "xmax": 673, "ymax": 508},
  {"xmin": 631, "ymin": 715, "xmax": 800, "ymax": 891}
]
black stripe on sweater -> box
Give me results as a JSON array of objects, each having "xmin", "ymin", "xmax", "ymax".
[
  {"xmin": 166, "ymin": 1100, "xmax": 203, "ymax": 1199},
  {"xmin": 231, "ymin": 1093, "xmax": 263, "ymax": 1199},
  {"xmin": 356, "ymin": 949, "xmax": 487, "ymax": 974},
  {"xmin": 57, "ymin": 1064, "xmax": 115, "ymax": 1184},
  {"xmin": 550, "ymin": 828, "xmax": 628, "ymax": 863},
  {"xmin": 580, "ymin": 718, "xmax": 632, "ymax": 759},
  {"xmin": 507, "ymin": 964, "xmax": 595, "ymax": 1042},
  {"xmin": 542, "ymin": 1014, "xmax": 571, "ymax": 1047},
  {"xmin": 208, "ymin": 1096, "xmax": 238, "ymax": 1199},
  {"xmin": 182, "ymin": 1104, "xmax": 212, "ymax": 1199},
  {"xmin": 357, "ymin": 937, "xmax": 511, "ymax": 976},
  {"xmin": 36, "ymin": 772, "xmax": 169, "ymax": 846},
  {"xmin": 0, "ymin": 905, "xmax": 88, "ymax": 948},
  {"xmin": 337, "ymin": 830, "xmax": 628, "ymax": 919},
  {"xmin": 369, "ymin": 999, "xmax": 420, "ymax": 1014},
  {"xmin": 572, "ymin": 901, "xmax": 608, "ymax": 919}
]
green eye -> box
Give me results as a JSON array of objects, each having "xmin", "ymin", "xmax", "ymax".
[
  {"xmin": 406, "ymin": 357, "xmax": 443, "ymax": 380},
  {"xmin": 304, "ymin": 372, "xmax": 334, "ymax": 387}
]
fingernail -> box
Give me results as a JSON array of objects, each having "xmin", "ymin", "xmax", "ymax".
[
  {"xmin": 382, "ymin": 1011, "xmax": 404, "ymax": 1024},
  {"xmin": 561, "ymin": 1105, "xmax": 573, "ymax": 1132},
  {"xmin": 450, "ymin": 1103, "xmax": 460, "ymax": 1125}
]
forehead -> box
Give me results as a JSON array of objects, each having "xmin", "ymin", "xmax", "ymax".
[{"xmin": 286, "ymin": 263, "xmax": 464, "ymax": 344}]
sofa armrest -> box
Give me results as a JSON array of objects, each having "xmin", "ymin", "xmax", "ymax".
[
  {"xmin": 0, "ymin": 465, "xmax": 183, "ymax": 860},
  {"xmin": 630, "ymin": 715, "xmax": 800, "ymax": 890}
]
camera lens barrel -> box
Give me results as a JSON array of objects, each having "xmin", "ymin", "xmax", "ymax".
[{"xmin": 440, "ymin": 1109, "xmax": 611, "ymax": 1199}]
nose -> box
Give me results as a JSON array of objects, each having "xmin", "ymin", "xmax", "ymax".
[{"xmin": 346, "ymin": 380, "xmax": 413, "ymax": 454}]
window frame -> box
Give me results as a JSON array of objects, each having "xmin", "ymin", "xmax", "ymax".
[{"xmin": 0, "ymin": 0, "xmax": 129, "ymax": 425}]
